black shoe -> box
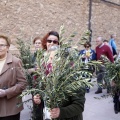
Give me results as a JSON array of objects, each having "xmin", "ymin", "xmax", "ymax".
[
  {"xmin": 114, "ymin": 105, "xmax": 119, "ymax": 114},
  {"xmin": 107, "ymin": 87, "xmax": 111, "ymax": 93},
  {"xmin": 107, "ymin": 89, "xmax": 110, "ymax": 93},
  {"xmin": 95, "ymin": 90, "xmax": 102, "ymax": 94},
  {"xmin": 86, "ymin": 88, "xmax": 90, "ymax": 93},
  {"xmin": 114, "ymin": 110, "xmax": 119, "ymax": 114}
]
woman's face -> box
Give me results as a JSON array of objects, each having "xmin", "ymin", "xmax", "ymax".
[
  {"xmin": 46, "ymin": 35, "xmax": 59, "ymax": 51},
  {"xmin": 85, "ymin": 45, "xmax": 90, "ymax": 50},
  {"xmin": 34, "ymin": 39, "xmax": 41, "ymax": 50},
  {"xmin": 0, "ymin": 38, "xmax": 9, "ymax": 59}
]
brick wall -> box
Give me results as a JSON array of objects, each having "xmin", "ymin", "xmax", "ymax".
[
  {"xmin": 91, "ymin": 0, "xmax": 120, "ymax": 50},
  {"xmin": 0, "ymin": 0, "xmax": 120, "ymax": 51}
]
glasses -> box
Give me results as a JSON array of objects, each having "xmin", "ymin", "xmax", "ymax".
[
  {"xmin": 85, "ymin": 46, "xmax": 90, "ymax": 48},
  {"xmin": 35, "ymin": 42, "xmax": 41, "ymax": 45},
  {"xmin": 0, "ymin": 44, "xmax": 7, "ymax": 48},
  {"xmin": 47, "ymin": 39, "xmax": 59, "ymax": 44}
]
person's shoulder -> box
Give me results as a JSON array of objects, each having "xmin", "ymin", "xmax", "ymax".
[
  {"xmin": 103, "ymin": 45, "xmax": 112, "ymax": 51},
  {"xmin": 90, "ymin": 49, "xmax": 95, "ymax": 52},
  {"xmin": 79, "ymin": 49, "xmax": 84, "ymax": 52},
  {"xmin": 95, "ymin": 46, "xmax": 99, "ymax": 49},
  {"xmin": 12, "ymin": 55, "xmax": 21, "ymax": 63},
  {"xmin": 102, "ymin": 44, "xmax": 107, "ymax": 47},
  {"xmin": 79, "ymin": 49, "xmax": 85, "ymax": 54},
  {"xmin": 104, "ymin": 44, "xmax": 110, "ymax": 48}
]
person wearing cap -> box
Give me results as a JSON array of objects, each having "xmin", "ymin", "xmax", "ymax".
[{"xmin": 0, "ymin": 35, "xmax": 27, "ymax": 120}]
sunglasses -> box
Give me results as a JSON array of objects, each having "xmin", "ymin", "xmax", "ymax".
[
  {"xmin": 35, "ymin": 42, "xmax": 41, "ymax": 44},
  {"xmin": 85, "ymin": 46, "xmax": 90, "ymax": 48},
  {"xmin": 47, "ymin": 39, "xmax": 59, "ymax": 44}
]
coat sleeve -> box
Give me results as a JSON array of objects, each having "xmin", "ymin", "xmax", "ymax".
[
  {"xmin": 5, "ymin": 59, "xmax": 27, "ymax": 99},
  {"xmin": 91, "ymin": 50, "xmax": 96, "ymax": 60},
  {"xmin": 106, "ymin": 46, "xmax": 114, "ymax": 63},
  {"xmin": 59, "ymin": 89, "xmax": 85, "ymax": 119}
]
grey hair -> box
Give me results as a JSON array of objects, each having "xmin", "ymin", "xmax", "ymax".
[
  {"xmin": 97, "ymin": 36, "xmax": 103, "ymax": 41},
  {"xmin": 111, "ymin": 34, "xmax": 116, "ymax": 38}
]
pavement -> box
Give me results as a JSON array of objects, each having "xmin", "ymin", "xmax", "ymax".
[{"xmin": 20, "ymin": 78, "xmax": 120, "ymax": 120}]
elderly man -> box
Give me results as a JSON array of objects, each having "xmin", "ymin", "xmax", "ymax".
[{"xmin": 95, "ymin": 37, "xmax": 114, "ymax": 94}]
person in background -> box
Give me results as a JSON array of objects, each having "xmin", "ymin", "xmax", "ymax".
[
  {"xmin": 95, "ymin": 37, "xmax": 114, "ymax": 94},
  {"xmin": 109, "ymin": 34, "xmax": 117, "ymax": 58},
  {"xmin": 79, "ymin": 41, "xmax": 96, "ymax": 93},
  {"xmin": 79, "ymin": 41, "xmax": 96, "ymax": 63},
  {"xmin": 28, "ymin": 37, "xmax": 42, "ymax": 74},
  {"xmin": 27, "ymin": 37, "xmax": 43, "ymax": 120},
  {"xmin": 33, "ymin": 31, "xmax": 85, "ymax": 120},
  {"xmin": 103, "ymin": 40, "xmax": 113, "ymax": 52},
  {"xmin": 104, "ymin": 39, "xmax": 117, "ymax": 60},
  {"xmin": 0, "ymin": 35, "xmax": 27, "ymax": 120}
]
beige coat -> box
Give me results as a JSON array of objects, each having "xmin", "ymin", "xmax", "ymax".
[{"xmin": 0, "ymin": 52, "xmax": 27, "ymax": 117}]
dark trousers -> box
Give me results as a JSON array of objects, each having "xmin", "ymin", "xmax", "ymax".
[
  {"xmin": 33, "ymin": 100, "xmax": 44, "ymax": 120},
  {"xmin": 96, "ymin": 65, "xmax": 106, "ymax": 91},
  {"xmin": 0, "ymin": 113, "xmax": 20, "ymax": 120},
  {"xmin": 113, "ymin": 90, "xmax": 120, "ymax": 113}
]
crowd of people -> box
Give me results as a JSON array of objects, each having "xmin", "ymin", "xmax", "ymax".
[{"xmin": 0, "ymin": 33, "xmax": 119, "ymax": 120}]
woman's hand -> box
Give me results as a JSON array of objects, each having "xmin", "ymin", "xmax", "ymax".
[
  {"xmin": 0, "ymin": 89, "xmax": 6, "ymax": 97},
  {"xmin": 33, "ymin": 94, "xmax": 41, "ymax": 104},
  {"xmin": 50, "ymin": 108, "xmax": 60, "ymax": 118}
]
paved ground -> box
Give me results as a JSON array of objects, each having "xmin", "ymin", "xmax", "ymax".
[
  {"xmin": 20, "ymin": 79, "xmax": 120, "ymax": 120},
  {"xmin": 83, "ymin": 85, "xmax": 120, "ymax": 120}
]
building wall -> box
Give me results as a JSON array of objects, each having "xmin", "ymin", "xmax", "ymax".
[
  {"xmin": 0, "ymin": 0, "xmax": 88, "ymax": 49},
  {"xmin": 91, "ymin": 0, "xmax": 120, "ymax": 49},
  {"xmin": 0, "ymin": 0, "xmax": 120, "ymax": 50}
]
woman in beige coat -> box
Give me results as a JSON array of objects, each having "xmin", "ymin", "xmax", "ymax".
[{"xmin": 0, "ymin": 35, "xmax": 27, "ymax": 120}]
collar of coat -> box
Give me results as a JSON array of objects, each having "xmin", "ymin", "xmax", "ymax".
[
  {"xmin": 0, "ymin": 52, "xmax": 13, "ymax": 75},
  {"xmin": 6, "ymin": 52, "xmax": 13, "ymax": 64}
]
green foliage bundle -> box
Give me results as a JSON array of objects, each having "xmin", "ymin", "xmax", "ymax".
[
  {"xmin": 20, "ymin": 26, "xmax": 98, "ymax": 112},
  {"xmin": 80, "ymin": 30, "xmax": 91, "ymax": 45},
  {"xmin": 16, "ymin": 39, "xmax": 34, "ymax": 89},
  {"xmin": 16, "ymin": 39, "xmax": 34, "ymax": 69},
  {"xmin": 101, "ymin": 55, "xmax": 120, "ymax": 93}
]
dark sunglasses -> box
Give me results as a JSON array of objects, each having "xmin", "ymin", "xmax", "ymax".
[
  {"xmin": 85, "ymin": 46, "xmax": 90, "ymax": 48},
  {"xmin": 47, "ymin": 39, "xmax": 59, "ymax": 44}
]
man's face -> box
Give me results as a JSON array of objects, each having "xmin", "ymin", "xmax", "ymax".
[{"xmin": 96, "ymin": 38, "xmax": 102, "ymax": 46}]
